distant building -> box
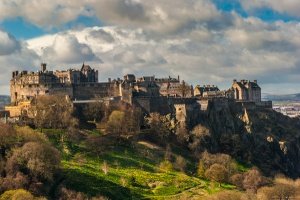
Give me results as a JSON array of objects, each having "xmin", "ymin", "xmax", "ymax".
[
  {"xmin": 194, "ymin": 85, "xmax": 220, "ymax": 97},
  {"xmin": 232, "ymin": 79, "xmax": 261, "ymax": 102}
]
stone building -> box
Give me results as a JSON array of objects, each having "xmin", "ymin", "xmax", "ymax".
[
  {"xmin": 232, "ymin": 79, "xmax": 261, "ymax": 102},
  {"xmin": 194, "ymin": 85, "xmax": 220, "ymax": 97},
  {"xmin": 10, "ymin": 63, "xmax": 108, "ymax": 104}
]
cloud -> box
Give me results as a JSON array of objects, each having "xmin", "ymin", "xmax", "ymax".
[
  {"xmin": 0, "ymin": 0, "xmax": 224, "ymax": 33},
  {"xmin": 240, "ymin": 0, "xmax": 300, "ymax": 18},
  {"xmin": 0, "ymin": 31, "xmax": 20, "ymax": 55},
  {"xmin": 0, "ymin": 0, "xmax": 88, "ymax": 28},
  {"xmin": 24, "ymin": 22, "xmax": 300, "ymax": 95},
  {"xmin": 42, "ymin": 34, "xmax": 97, "ymax": 64},
  {"xmin": 1, "ymin": 1, "xmax": 300, "ymax": 94}
]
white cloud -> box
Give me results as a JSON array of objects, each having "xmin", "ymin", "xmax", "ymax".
[{"xmin": 42, "ymin": 34, "xmax": 97, "ymax": 64}]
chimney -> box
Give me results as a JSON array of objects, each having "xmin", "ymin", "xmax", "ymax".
[
  {"xmin": 233, "ymin": 79, "xmax": 237, "ymax": 84},
  {"xmin": 254, "ymin": 80, "xmax": 257, "ymax": 84},
  {"xmin": 41, "ymin": 63, "xmax": 47, "ymax": 72}
]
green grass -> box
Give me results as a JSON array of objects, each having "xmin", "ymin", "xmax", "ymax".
[
  {"xmin": 61, "ymin": 145, "xmax": 209, "ymax": 199},
  {"xmin": 45, "ymin": 129, "xmax": 237, "ymax": 199}
]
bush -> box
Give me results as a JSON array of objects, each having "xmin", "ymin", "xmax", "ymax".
[
  {"xmin": 206, "ymin": 190, "xmax": 243, "ymax": 200},
  {"xmin": 230, "ymin": 173, "xmax": 244, "ymax": 189},
  {"xmin": 6, "ymin": 142, "xmax": 61, "ymax": 181},
  {"xmin": 59, "ymin": 187, "xmax": 87, "ymax": 200},
  {"xmin": 159, "ymin": 160, "xmax": 173, "ymax": 172},
  {"xmin": 0, "ymin": 189, "xmax": 44, "ymax": 200},
  {"xmin": 205, "ymin": 163, "xmax": 228, "ymax": 184},
  {"xmin": 197, "ymin": 160, "xmax": 205, "ymax": 178},
  {"xmin": 101, "ymin": 161, "xmax": 109, "ymax": 175},
  {"xmin": 175, "ymin": 156, "xmax": 187, "ymax": 172},
  {"xmin": 242, "ymin": 168, "xmax": 264, "ymax": 193}
]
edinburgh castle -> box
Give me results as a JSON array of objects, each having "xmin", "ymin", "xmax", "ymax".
[{"xmin": 6, "ymin": 63, "xmax": 272, "ymax": 123}]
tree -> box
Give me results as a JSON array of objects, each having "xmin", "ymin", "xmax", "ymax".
[
  {"xmin": 191, "ymin": 124, "xmax": 210, "ymax": 137},
  {"xmin": 5, "ymin": 142, "xmax": 60, "ymax": 184},
  {"xmin": 58, "ymin": 187, "xmax": 87, "ymax": 200},
  {"xmin": 176, "ymin": 124, "xmax": 189, "ymax": 144},
  {"xmin": 159, "ymin": 160, "xmax": 173, "ymax": 172},
  {"xmin": 106, "ymin": 111, "xmax": 125, "ymax": 135},
  {"xmin": 206, "ymin": 190, "xmax": 243, "ymax": 200},
  {"xmin": 175, "ymin": 155, "xmax": 187, "ymax": 172},
  {"xmin": 145, "ymin": 113, "xmax": 177, "ymax": 139},
  {"xmin": 205, "ymin": 164, "xmax": 228, "ymax": 185},
  {"xmin": 243, "ymin": 168, "xmax": 264, "ymax": 193},
  {"xmin": 197, "ymin": 160, "xmax": 206, "ymax": 178},
  {"xmin": 30, "ymin": 95, "xmax": 78, "ymax": 129},
  {"xmin": 82, "ymin": 101, "xmax": 105, "ymax": 122},
  {"xmin": 257, "ymin": 176, "xmax": 297, "ymax": 200},
  {"xmin": 0, "ymin": 189, "xmax": 45, "ymax": 200},
  {"xmin": 179, "ymin": 81, "xmax": 191, "ymax": 97},
  {"xmin": 0, "ymin": 123, "xmax": 17, "ymax": 158},
  {"xmin": 229, "ymin": 173, "xmax": 244, "ymax": 189}
]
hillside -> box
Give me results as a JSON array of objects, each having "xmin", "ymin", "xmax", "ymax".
[
  {"xmin": 264, "ymin": 93, "xmax": 300, "ymax": 101},
  {"xmin": 200, "ymin": 100, "xmax": 300, "ymax": 178},
  {"xmin": 43, "ymin": 129, "xmax": 234, "ymax": 200},
  {"xmin": 1, "ymin": 99, "xmax": 300, "ymax": 199}
]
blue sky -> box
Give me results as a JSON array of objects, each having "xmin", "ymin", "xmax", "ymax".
[{"xmin": 0, "ymin": 0, "xmax": 300, "ymax": 94}]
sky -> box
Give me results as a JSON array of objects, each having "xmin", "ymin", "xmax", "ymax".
[{"xmin": 0, "ymin": 0, "xmax": 300, "ymax": 95}]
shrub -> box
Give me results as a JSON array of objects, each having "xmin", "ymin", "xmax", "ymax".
[
  {"xmin": 205, "ymin": 164, "xmax": 228, "ymax": 185},
  {"xmin": 242, "ymin": 168, "xmax": 264, "ymax": 193},
  {"xmin": 230, "ymin": 173, "xmax": 244, "ymax": 189},
  {"xmin": 206, "ymin": 190, "xmax": 243, "ymax": 200},
  {"xmin": 175, "ymin": 155, "xmax": 187, "ymax": 172},
  {"xmin": 0, "ymin": 189, "xmax": 44, "ymax": 200},
  {"xmin": 159, "ymin": 160, "xmax": 173, "ymax": 172},
  {"xmin": 6, "ymin": 142, "xmax": 61, "ymax": 181},
  {"xmin": 197, "ymin": 160, "xmax": 205, "ymax": 178},
  {"xmin": 101, "ymin": 161, "xmax": 109, "ymax": 175}
]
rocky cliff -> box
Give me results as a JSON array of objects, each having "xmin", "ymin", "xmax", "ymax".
[{"xmin": 197, "ymin": 100, "xmax": 300, "ymax": 178}]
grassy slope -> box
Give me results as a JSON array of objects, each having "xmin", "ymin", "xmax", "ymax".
[{"xmin": 44, "ymin": 129, "xmax": 235, "ymax": 200}]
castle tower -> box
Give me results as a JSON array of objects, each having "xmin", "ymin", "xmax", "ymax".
[{"xmin": 41, "ymin": 63, "xmax": 47, "ymax": 72}]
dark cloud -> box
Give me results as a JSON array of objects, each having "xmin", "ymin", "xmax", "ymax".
[
  {"xmin": 88, "ymin": 29, "xmax": 115, "ymax": 43},
  {"xmin": 0, "ymin": 31, "xmax": 20, "ymax": 55}
]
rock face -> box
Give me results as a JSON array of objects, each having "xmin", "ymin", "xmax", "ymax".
[{"xmin": 198, "ymin": 100, "xmax": 300, "ymax": 178}]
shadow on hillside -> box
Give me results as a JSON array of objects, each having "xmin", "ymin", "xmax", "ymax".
[{"xmin": 62, "ymin": 168, "xmax": 143, "ymax": 200}]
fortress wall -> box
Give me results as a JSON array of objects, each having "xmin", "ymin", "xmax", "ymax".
[
  {"xmin": 73, "ymin": 83, "xmax": 111, "ymax": 100},
  {"xmin": 11, "ymin": 84, "xmax": 50, "ymax": 103},
  {"xmin": 48, "ymin": 85, "xmax": 73, "ymax": 97},
  {"xmin": 150, "ymin": 97, "xmax": 173, "ymax": 115},
  {"xmin": 256, "ymin": 101, "xmax": 273, "ymax": 108}
]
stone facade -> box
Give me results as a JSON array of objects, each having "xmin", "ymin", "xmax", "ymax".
[
  {"xmin": 10, "ymin": 63, "xmax": 105, "ymax": 104},
  {"xmin": 232, "ymin": 79, "xmax": 261, "ymax": 102}
]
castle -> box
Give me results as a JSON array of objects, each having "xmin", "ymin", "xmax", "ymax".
[{"xmin": 6, "ymin": 64, "xmax": 272, "ymax": 125}]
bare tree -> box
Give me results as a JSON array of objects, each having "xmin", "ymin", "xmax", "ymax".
[
  {"xmin": 205, "ymin": 163, "xmax": 228, "ymax": 185},
  {"xmin": 30, "ymin": 95, "xmax": 78, "ymax": 129},
  {"xmin": 243, "ymin": 168, "xmax": 264, "ymax": 193}
]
